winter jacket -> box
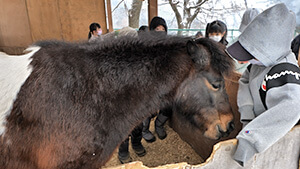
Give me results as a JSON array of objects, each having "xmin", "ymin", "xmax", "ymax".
[
  {"xmin": 226, "ymin": 3, "xmax": 300, "ymax": 166},
  {"xmin": 291, "ymin": 34, "xmax": 300, "ymax": 60}
]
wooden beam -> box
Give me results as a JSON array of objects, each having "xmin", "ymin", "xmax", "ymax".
[
  {"xmin": 148, "ymin": 0, "xmax": 157, "ymax": 25},
  {"xmin": 106, "ymin": 0, "xmax": 114, "ymax": 32}
]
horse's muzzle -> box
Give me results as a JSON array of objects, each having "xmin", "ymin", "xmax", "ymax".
[{"xmin": 217, "ymin": 121, "xmax": 235, "ymax": 139}]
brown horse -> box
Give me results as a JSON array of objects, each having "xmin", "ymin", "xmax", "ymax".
[
  {"xmin": 0, "ymin": 35, "xmax": 234, "ymax": 169},
  {"xmin": 170, "ymin": 71, "xmax": 243, "ymax": 160}
]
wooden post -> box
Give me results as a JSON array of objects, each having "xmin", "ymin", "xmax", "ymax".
[
  {"xmin": 148, "ymin": 0, "xmax": 157, "ymax": 25},
  {"xmin": 106, "ymin": 0, "xmax": 114, "ymax": 32}
]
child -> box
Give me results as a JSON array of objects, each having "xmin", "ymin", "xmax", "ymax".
[
  {"xmin": 142, "ymin": 16, "xmax": 170, "ymax": 142},
  {"xmin": 205, "ymin": 20, "xmax": 228, "ymax": 46},
  {"xmin": 88, "ymin": 22, "xmax": 103, "ymax": 42},
  {"xmin": 226, "ymin": 3, "xmax": 300, "ymax": 166},
  {"xmin": 195, "ymin": 31, "xmax": 204, "ymax": 39},
  {"xmin": 117, "ymin": 27, "xmax": 146, "ymax": 164},
  {"xmin": 291, "ymin": 34, "xmax": 300, "ymax": 61},
  {"xmin": 118, "ymin": 123, "xmax": 146, "ymax": 164},
  {"xmin": 234, "ymin": 8, "xmax": 261, "ymax": 73},
  {"xmin": 149, "ymin": 16, "xmax": 168, "ymax": 33}
]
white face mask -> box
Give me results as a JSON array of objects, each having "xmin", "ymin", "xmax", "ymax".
[
  {"xmin": 97, "ymin": 29, "xmax": 102, "ymax": 36},
  {"xmin": 209, "ymin": 35, "xmax": 222, "ymax": 42},
  {"xmin": 249, "ymin": 59, "xmax": 264, "ymax": 65}
]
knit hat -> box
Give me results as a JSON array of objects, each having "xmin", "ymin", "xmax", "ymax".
[
  {"xmin": 149, "ymin": 16, "xmax": 168, "ymax": 32},
  {"xmin": 226, "ymin": 3, "xmax": 296, "ymax": 66},
  {"xmin": 239, "ymin": 8, "xmax": 261, "ymax": 32}
]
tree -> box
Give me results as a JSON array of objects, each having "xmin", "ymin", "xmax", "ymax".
[
  {"xmin": 112, "ymin": 0, "xmax": 144, "ymax": 29},
  {"xmin": 168, "ymin": 0, "xmax": 208, "ymax": 35},
  {"xmin": 128, "ymin": 0, "xmax": 143, "ymax": 28},
  {"xmin": 162, "ymin": 0, "xmax": 246, "ymax": 35}
]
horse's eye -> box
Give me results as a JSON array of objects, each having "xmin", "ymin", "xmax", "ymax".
[
  {"xmin": 204, "ymin": 79, "xmax": 221, "ymax": 91},
  {"xmin": 211, "ymin": 83, "xmax": 221, "ymax": 90}
]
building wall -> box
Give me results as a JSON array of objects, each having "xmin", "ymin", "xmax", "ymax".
[
  {"xmin": 0, "ymin": 0, "xmax": 32, "ymax": 54},
  {"xmin": 0, "ymin": 0, "xmax": 107, "ymax": 54}
]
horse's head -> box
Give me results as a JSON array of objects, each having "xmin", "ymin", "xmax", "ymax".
[{"xmin": 173, "ymin": 38, "xmax": 234, "ymax": 140}]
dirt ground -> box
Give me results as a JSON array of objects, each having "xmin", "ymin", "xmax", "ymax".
[
  {"xmin": 103, "ymin": 119, "xmax": 300, "ymax": 169},
  {"xmin": 104, "ymin": 119, "xmax": 204, "ymax": 168}
]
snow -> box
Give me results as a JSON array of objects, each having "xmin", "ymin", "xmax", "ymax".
[{"xmin": 110, "ymin": 0, "xmax": 299, "ymax": 34}]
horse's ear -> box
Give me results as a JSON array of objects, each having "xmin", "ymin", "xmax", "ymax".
[
  {"xmin": 186, "ymin": 40, "xmax": 209, "ymax": 67},
  {"xmin": 187, "ymin": 40, "xmax": 198, "ymax": 57}
]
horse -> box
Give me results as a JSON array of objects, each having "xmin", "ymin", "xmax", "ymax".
[
  {"xmin": 170, "ymin": 71, "xmax": 243, "ymax": 160},
  {"xmin": 0, "ymin": 34, "xmax": 234, "ymax": 169}
]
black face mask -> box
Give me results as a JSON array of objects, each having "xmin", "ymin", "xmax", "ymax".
[{"xmin": 150, "ymin": 31, "xmax": 167, "ymax": 37}]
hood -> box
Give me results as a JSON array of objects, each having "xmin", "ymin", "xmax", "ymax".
[
  {"xmin": 227, "ymin": 3, "xmax": 296, "ymax": 67},
  {"xmin": 239, "ymin": 8, "xmax": 261, "ymax": 32},
  {"xmin": 239, "ymin": 3, "xmax": 296, "ymax": 66}
]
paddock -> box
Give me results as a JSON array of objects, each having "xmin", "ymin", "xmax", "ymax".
[
  {"xmin": 103, "ymin": 72, "xmax": 300, "ymax": 169},
  {"xmin": 1, "ymin": 46, "xmax": 299, "ymax": 168},
  {"xmin": 1, "ymin": 1, "xmax": 299, "ymax": 168},
  {"xmin": 104, "ymin": 124, "xmax": 300, "ymax": 169}
]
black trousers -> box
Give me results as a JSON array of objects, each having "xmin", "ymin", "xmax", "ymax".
[
  {"xmin": 119, "ymin": 122, "xmax": 143, "ymax": 155},
  {"xmin": 143, "ymin": 107, "xmax": 172, "ymax": 131}
]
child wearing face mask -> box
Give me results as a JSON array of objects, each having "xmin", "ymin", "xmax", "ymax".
[
  {"xmin": 88, "ymin": 22, "xmax": 103, "ymax": 42},
  {"xmin": 149, "ymin": 16, "xmax": 168, "ymax": 36},
  {"xmin": 205, "ymin": 20, "xmax": 228, "ymax": 46},
  {"xmin": 226, "ymin": 3, "xmax": 300, "ymax": 167},
  {"xmin": 232, "ymin": 8, "xmax": 261, "ymax": 73}
]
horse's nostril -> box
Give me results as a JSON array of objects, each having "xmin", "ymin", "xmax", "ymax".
[
  {"xmin": 228, "ymin": 121, "xmax": 235, "ymax": 132},
  {"xmin": 222, "ymin": 132, "xmax": 229, "ymax": 137},
  {"xmin": 217, "ymin": 125, "xmax": 229, "ymax": 138},
  {"xmin": 217, "ymin": 124, "xmax": 222, "ymax": 133}
]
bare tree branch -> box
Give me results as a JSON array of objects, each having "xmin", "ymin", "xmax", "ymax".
[
  {"xmin": 189, "ymin": 0, "xmax": 207, "ymax": 21},
  {"xmin": 168, "ymin": 0, "xmax": 184, "ymax": 29},
  {"xmin": 244, "ymin": 0, "xmax": 248, "ymax": 9},
  {"xmin": 158, "ymin": 0, "xmax": 247, "ymax": 34},
  {"xmin": 189, "ymin": 0, "xmax": 208, "ymax": 9},
  {"xmin": 112, "ymin": 0, "xmax": 125, "ymax": 13}
]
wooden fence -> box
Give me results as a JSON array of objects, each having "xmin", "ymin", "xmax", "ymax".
[{"xmin": 105, "ymin": 125, "xmax": 300, "ymax": 169}]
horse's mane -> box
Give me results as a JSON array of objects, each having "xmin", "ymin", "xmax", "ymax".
[
  {"xmin": 90, "ymin": 33, "xmax": 192, "ymax": 55},
  {"xmin": 33, "ymin": 33, "xmax": 233, "ymax": 76},
  {"xmin": 194, "ymin": 38, "xmax": 234, "ymax": 76}
]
